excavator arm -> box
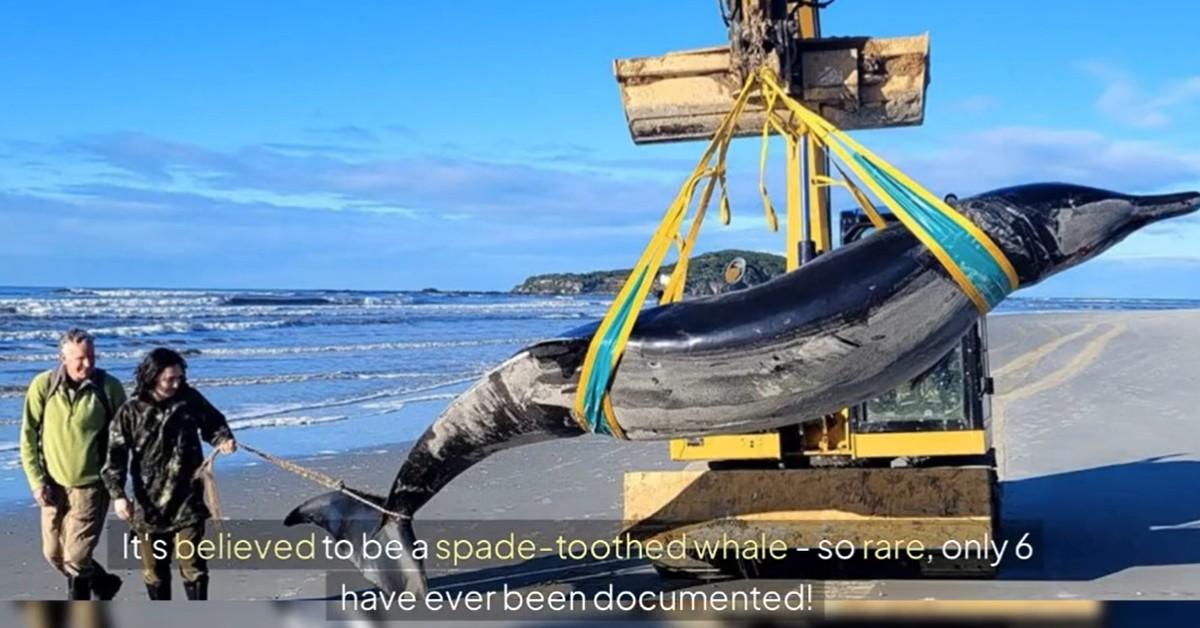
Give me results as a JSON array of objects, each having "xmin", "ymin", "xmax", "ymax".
[{"xmin": 613, "ymin": 0, "xmax": 931, "ymax": 144}]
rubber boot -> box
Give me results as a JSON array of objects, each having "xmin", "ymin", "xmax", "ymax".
[
  {"xmin": 145, "ymin": 580, "xmax": 171, "ymax": 600},
  {"xmin": 68, "ymin": 576, "xmax": 92, "ymax": 600},
  {"xmin": 90, "ymin": 563, "xmax": 123, "ymax": 600},
  {"xmin": 183, "ymin": 576, "xmax": 208, "ymax": 601}
]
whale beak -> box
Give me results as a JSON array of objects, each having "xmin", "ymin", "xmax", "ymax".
[{"xmin": 1133, "ymin": 191, "xmax": 1200, "ymax": 222}]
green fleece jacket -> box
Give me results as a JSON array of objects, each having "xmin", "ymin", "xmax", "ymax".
[{"xmin": 20, "ymin": 367, "xmax": 127, "ymax": 492}]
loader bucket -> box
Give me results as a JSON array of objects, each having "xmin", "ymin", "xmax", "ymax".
[{"xmin": 613, "ymin": 34, "xmax": 931, "ymax": 144}]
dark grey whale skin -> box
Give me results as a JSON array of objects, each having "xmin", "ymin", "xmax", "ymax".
[
  {"xmin": 384, "ymin": 182, "xmax": 1200, "ymax": 513},
  {"xmin": 286, "ymin": 183, "xmax": 1199, "ymax": 596},
  {"xmin": 606, "ymin": 184, "xmax": 1200, "ymax": 439}
]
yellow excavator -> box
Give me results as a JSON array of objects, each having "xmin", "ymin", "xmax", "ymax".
[{"xmin": 613, "ymin": 0, "xmax": 1000, "ymax": 581}]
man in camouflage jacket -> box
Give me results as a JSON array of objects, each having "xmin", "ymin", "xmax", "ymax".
[{"xmin": 102, "ymin": 348, "xmax": 236, "ymax": 601}]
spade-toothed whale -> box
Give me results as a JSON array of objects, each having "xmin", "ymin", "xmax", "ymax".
[{"xmin": 284, "ymin": 182, "xmax": 1200, "ymax": 596}]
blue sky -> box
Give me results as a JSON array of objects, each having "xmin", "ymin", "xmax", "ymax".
[{"xmin": 2, "ymin": 1, "xmax": 1200, "ymax": 297}]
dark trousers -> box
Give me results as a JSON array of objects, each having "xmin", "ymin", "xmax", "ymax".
[{"xmin": 137, "ymin": 523, "xmax": 208, "ymax": 586}]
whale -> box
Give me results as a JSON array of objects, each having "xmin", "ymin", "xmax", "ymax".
[{"xmin": 284, "ymin": 182, "xmax": 1200, "ymax": 596}]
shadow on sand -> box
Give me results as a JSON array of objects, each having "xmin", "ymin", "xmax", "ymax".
[
  {"xmin": 419, "ymin": 455, "xmax": 1200, "ymax": 588},
  {"xmin": 997, "ymin": 454, "xmax": 1200, "ymax": 581}
]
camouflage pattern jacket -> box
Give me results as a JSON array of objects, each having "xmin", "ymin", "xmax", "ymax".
[{"xmin": 102, "ymin": 386, "xmax": 234, "ymax": 534}]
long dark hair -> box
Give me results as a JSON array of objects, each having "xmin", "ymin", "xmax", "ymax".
[{"xmin": 134, "ymin": 348, "xmax": 188, "ymax": 399}]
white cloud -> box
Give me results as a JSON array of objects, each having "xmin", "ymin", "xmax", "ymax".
[
  {"xmin": 884, "ymin": 125, "xmax": 1200, "ymax": 197},
  {"xmin": 829, "ymin": 125, "xmax": 1200, "ymax": 263},
  {"xmin": 1082, "ymin": 61, "xmax": 1200, "ymax": 129},
  {"xmin": 8, "ymin": 124, "xmax": 1200, "ymax": 289},
  {"xmin": 61, "ymin": 132, "xmax": 680, "ymax": 224}
]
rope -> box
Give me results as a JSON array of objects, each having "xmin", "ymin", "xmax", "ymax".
[
  {"xmin": 196, "ymin": 450, "xmax": 224, "ymax": 533},
  {"xmin": 193, "ymin": 441, "xmax": 406, "ymax": 530}
]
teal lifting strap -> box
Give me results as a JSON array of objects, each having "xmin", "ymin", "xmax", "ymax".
[{"xmin": 855, "ymin": 156, "xmax": 1015, "ymax": 310}]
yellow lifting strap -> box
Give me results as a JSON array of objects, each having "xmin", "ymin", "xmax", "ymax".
[
  {"xmin": 757, "ymin": 69, "xmax": 1019, "ymax": 310},
  {"xmin": 571, "ymin": 67, "xmax": 1020, "ymax": 438},
  {"xmin": 570, "ymin": 74, "xmax": 757, "ymax": 437},
  {"xmin": 813, "ymin": 163, "xmax": 889, "ymax": 231}
]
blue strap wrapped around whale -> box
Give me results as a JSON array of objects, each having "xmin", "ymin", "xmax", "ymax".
[
  {"xmin": 856, "ymin": 156, "xmax": 1014, "ymax": 311},
  {"xmin": 579, "ymin": 269, "xmax": 648, "ymax": 436}
]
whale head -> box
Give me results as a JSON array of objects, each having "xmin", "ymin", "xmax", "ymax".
[{"xmin": 956, "ymin": 183, "xmax": 1200, "ymax": 286}]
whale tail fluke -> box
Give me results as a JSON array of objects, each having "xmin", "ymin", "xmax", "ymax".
[{"xmin": 284, "ymin": 490, "xmax": 428, "ymax": 598}]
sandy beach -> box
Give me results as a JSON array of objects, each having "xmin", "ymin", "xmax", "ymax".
[{"xmin": 2, "ymin": 309, "xmax": 1199, "ymax": 621}]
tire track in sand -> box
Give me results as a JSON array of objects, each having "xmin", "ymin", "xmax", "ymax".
[
  {"xmin": 992, "ymin": 322, "xmax": 1126, "ymax": 477},
  {"xmin": 991, "ymin": 322, "xmax": 1101, "ymax": 383}
]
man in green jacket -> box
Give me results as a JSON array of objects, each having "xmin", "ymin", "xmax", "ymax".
[{"xmin": 20, "ymin": 328, "xmax": 126, "ymax": 600}]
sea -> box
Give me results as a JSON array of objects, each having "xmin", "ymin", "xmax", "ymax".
[{"xmin": 2, "ymin": 285, "xmax": 1199, "ymax": 507}]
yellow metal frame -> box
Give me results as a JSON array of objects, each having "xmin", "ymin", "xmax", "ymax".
[
  {"xmin": 669, "ymin": 433, "xmax": 782, "ymax": 461},
  {"xmin": 664, "ymin": 1, "xmax": 826, "ymax": 460},
  {"xmin": 852, "ymin": 430, "xmax": 987, "ymax": 458},
  {"xmin": 636, "ymin": 2, "xmax": 992, "ymax": 467},
  {"xmin": 798, "ymin": 1, "xmax": 832, "ymax": 254},
  {"xmin": 623, "ymin": 5, "xmax": 1003, "ymax": 583},
  {"xmin": 623, "ymin": 467, "xmax": 998, "ymax": 550},
  {"xmin": 665, "ymin": 3, "xmax": 885, "ymax": 465},
  {"xmin": 667, "ymin": 429, "xmax": 988, "ymax": 462}
]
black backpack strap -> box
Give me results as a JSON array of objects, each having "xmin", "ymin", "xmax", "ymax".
[
  {"xmin": 44, "ymin": 368, "xmax": 63, "ymax": 404},
  {"xmin": 34, "ymin": 369, "xmax": 57, "ymax": 487},
  {"xmin": 87, "ymin": 368, "xmax": 114, "ymax": 421},
  {"xmin": 41, "ymin": 367, "xmax": 115, "ymax": 423}
]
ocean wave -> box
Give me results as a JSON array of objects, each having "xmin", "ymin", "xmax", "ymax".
[
  {"xmin": 2, "ymin": 302, "xmax": 390, "ymax": 321},
  {"xmin": 220, "ymin": 295, "xmax": 370, "ymax": 307},
  {"xmin": 358, "ymin": 393, "xmax": 460, "ymax": 413},
  {"xmin": 192, "ymin": 338, "xmax": 532, "ymax": 358},
  {"xmin": 226, "ymin": 415, "xmax": 349, "ymax": 431},
  {"xmin": 0, "ymin": 319, "xmax": 301, "ymax": 342},
  {"xmin": 53, "ymin": 288, "xmax": 217, "ymax": 298},
  {"xmin": 2, "ymin": 298, "xmax": 222, "ymax": 318},
  {"xmin": 0, "ymin": 379, "xmax": 471, "ymax": 428},
  {"xmin": 189, "ymin": 369, "xmax": 469, "ymax": 389},
  {"xmin": 0, "ymin": 336, "xmax": 536, "ymax": 363},
  {"xmin": 0, "ymin": 441, "xmax": 17, "ymax": 454},
  {"xmin": 0, "ymin": 300, "xmax": 601, "ymax": 336},
  {"xmin": 0, "ymin": 369, "xmax": 467, "ymax": 398},
  {"xmin": 2, "ymin": 294, "xmax": 589, "ymax": 315},
  {"xmin": 403, "ymin": 300, "xmax": 595, "ymax": 313},
  {"xmin": 226, "ymin": 375, "xmax": 474, "ymax": 422}
]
